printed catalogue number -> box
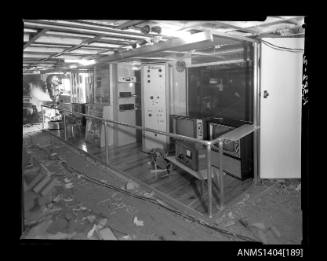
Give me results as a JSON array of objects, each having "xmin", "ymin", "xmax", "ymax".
[{"xmin": 237, "ymin": 248, "xmax": 303, "ymax": 257}]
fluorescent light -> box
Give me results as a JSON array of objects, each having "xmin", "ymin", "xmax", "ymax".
[
  {"xmin": 65, "ymin": 59, "xmax": 95, "ymax": 66},
  {"xmin": 24, "ymin": 34, "xmax": 29, "ymax": 42},
  {"xmin": 24, "ymin": 28, "xmax": 37, "ymax": 33},
  {"xmin": 162, "ymin": 28, "xmax": 191, "ymax": 38},
  {"xmin": 25, "ymin": 47, "xmax": 66, "ymax": 53},
  {"xmin": 65, "ymin": 59, "xmax": 81, "ymax": 63},
  {"xmin": 89, "ymin": 42, "xmax": 121, "ymax": 48},
  {"xmin": 161, "ymin": 29, "xmax": 211, "ymax": 43},
  {"xmin": 69, "ymin": 49, "xmax": 99, "ymax": 54},
  {"xmin": 69, "ymin": 65, "xmax": 78, "ymax": 69},
  {"xmin": 36, "ymin": 36, "xmax": 83, "ymax": 45},
  {"xmin": 24, "ymin": 53, "xmax": 50, "ymax": 58},
  {"xmin": 46, "ymin": 31, "xmax": 95, "ymax": 38}
]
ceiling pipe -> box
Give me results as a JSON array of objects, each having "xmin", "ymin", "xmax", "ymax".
[
  {"xmin": 86, "ymin": 31, "xmax": 214, "ymax": 65},
  {"xmin": 24, "ymin": 20, "xmax": 154, "ymax": 40}
]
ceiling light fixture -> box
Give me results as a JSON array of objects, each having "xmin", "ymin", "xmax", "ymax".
[{"xmin": 64, "ymin": 59, "xmax": 96, "ymax": 66}]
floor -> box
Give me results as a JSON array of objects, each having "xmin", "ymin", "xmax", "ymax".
[
  {"xmin": 47, "ymin": 126, "xmax": 253, "ymax": 217},
  {"xmin": 21, "ymin": 124, "xmax": 302, "ymax": 243}
]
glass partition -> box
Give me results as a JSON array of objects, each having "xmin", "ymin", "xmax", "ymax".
[{"xmin": 186, "ymin": 41, "xmax": 254, "ymax": 122}]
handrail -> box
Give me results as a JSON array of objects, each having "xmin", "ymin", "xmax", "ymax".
[
  {"xmin": 41, "ymin": 104, "xmax": 258, "ymax": 218},
  {"xmin": 42, "ymin": 104, "xmax": 211, "ymax": 146},
  {"xmin": 41, "ymin": 104, "xmax": 258, "ymax": 146}
]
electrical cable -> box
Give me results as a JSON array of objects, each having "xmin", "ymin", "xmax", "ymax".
[
  {"xmin": 260, "ymin": 39, "xmax": 304, "ymax": 53},
  {"xmin": 57, "ymin": 159, "xmax": 258, "ymax": 242},
  {"xmin": 261, "ymin": 39, "xmax": 304, "ymax": 51}
]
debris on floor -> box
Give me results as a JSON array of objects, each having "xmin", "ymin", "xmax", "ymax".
[
  {"xmin": 133, "ymin": 216, "xmax": 144, "ymax": 226},
  {"xmin": 98, "ymin": 227, "xmax": 117, "ymax": 240},
  {"xmin": 64, "ymin": 183, "xmax": 74, "ymax": 189},
  {"xmin": 86, "ymin": 215, "xmax": 96, "ymax": 223},
  {"xmin": 269, "ymin": 225, "xmax": 281, "ymax": 238},
  {"xmin": 126, "ymin": 180, "xmax": 140, "ymax": 191},
  {"xmin": 143, "ymin": 191, "xmax": 155, "ymax": 198},
  {"xmin": 251, "ymin": 222, "xmax": 266, "ymax": 231},
  {"xmin": 257, "ymin": 230, "xmax": 268, "ymax": 244},
  {"xmin": 121, "ymin": 235, "xmax": 132, "ymax": 240},
  {"xmin": 87, "ymin": 224, "xmax": 98, "ymax": 239},
  {"xmin": 237, "ymin": 193, "xmax": 250, "ymax": 205},
  {"xmin": 22, "ymin": 128, "xmax": 302, "ymax": 243},
  {"xmin": 98, "ymin": 218, "xmax": 108, "ymax": 228}
]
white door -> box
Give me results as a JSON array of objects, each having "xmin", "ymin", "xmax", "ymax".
[{"xmin": 260, "ymin": 38, "xmax": 304, "ymax": 179}]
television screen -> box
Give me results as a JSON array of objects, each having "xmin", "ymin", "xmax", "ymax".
[{"xmin": 176, "ymin": 118, "xmax": 195, "ymax": 138}]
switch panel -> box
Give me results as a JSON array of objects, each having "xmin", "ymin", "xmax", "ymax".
[
  {"xmin": 115, "ymin": 63, "xmax": 136, "ymax": 147},
  {"xmin": 142, "ymin": 64, "xmax": 169, "ymax": 151},
  {"xmin": 119, "ymin": 104, "xmax": 135, "ymax": 111},
  {"xmin": 118, "ymin": 76, "xmax": 136, "ymax": 82}
]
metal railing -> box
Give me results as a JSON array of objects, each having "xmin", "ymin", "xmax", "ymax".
[{"xmin": 41, "ymin": 104, "xmax": 258, "ymax": 218}]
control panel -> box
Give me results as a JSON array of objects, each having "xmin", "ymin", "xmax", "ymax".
[
  {"xmin": 196, "ymin": 119, "xmax": 203, "ymax": 139},
  {"xmin": 118, "ymin": 76, "xmax": 136, "ymax": 82},
  {"xmin": 142, "ymin": 64, "xmax": 169, "ymax": 151},
  {"xmin": 114, "ymin": 63, "xmax": 137, "ymax": 146}
]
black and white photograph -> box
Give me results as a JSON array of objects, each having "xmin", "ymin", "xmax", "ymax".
[{"xmin": 21, "ymin": 18, "xmax": 308, "ymax": 248}]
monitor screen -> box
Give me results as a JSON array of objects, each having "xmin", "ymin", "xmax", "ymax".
[{"xmin": 176, "ymin": 118, "xmax": 195, "ymax": 138}]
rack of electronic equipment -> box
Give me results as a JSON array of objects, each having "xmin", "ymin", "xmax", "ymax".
[{"xmin": 170, "ymin": 113, "xmax": 254, "ymax": 181}]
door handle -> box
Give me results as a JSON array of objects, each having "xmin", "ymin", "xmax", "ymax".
[{"xmin": 263, "ymin": 90, "xmax": 269, "ymax": 98}]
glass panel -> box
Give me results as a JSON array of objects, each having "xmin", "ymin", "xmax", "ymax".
[{"xmin": 187, "ymin": 41, "xmax": 254, "ymax": 122}]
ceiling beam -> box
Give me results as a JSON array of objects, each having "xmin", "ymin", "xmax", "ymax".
[
  {"xmin": 24, "ymin": 20, "xmax": 154, "ymax": 40},
  {"xmin": 39, "ymin": 35, "xmax": 102, "ymax": 62},
  {"xmin": 232, "ymin": 17, "xmax": 303, "ymax": 35},
  {"xmin": 23, "ymin": 29, "xmax": 48, "ymax": 50},
  {"xmin": 92, "ymin": 38, "xmax": 133, "ymax": 46},
  {"xmin": 116, "ymin": 20, "xmax": 147, "ymax": 29},
  {"xmin": 24, "ymin": 51, "xmax": 84, "ymax": 56},
  {"xmin": 84, "ymin": 31, "xmax": 214, "ymax": 65},
  {"xmin": 29, "ymin": 42, "xmax": 74, "ymax": 48},
  {"xmin": 210, "ymin": 21, "xmax": 259, "ymax": 34},
  {"xmin": 190, "ymin": 27, "xmax": 257, "ymax": 42},
  {"xmin": 82, "ymin": 48, "xmax": 116, "ymax": 60}
]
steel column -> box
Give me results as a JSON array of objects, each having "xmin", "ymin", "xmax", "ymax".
[
  {"xmin": 206, "ymin": 143, "xmax": 213, "ymax": 218},
  {"xmin": 42, "ymin": 106, "xmax": 45, "ymax": 129},
  {"xmin": 253, "ymin": 41, "xmax": 261, "ymax": 184},
  {"xmin": 104, "ymin": 122, "xmax": 109, "ymax": 164},
  {"xmin": 219, "ymin": 139, "xmax": 224, "ymax": 209},
  {"xmin": 63, "ymin": 114, "xmax": 67, "ymax": 140}
]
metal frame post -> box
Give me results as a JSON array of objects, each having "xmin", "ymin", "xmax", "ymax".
[
  {"xmin": 206, "ymin": 143, "xmax": 213, "ymax": 218},
  {"xmin": 104, "ymin": 121, "xmax": 109, "ymax": 164},
  {"xmin": 42, "ymin": 106, "xmax": 45, "ymax": 129},
  {"xmin": 253, "ymin": 41, "xmax": 261, "ymax": 184},
  {"xmin": 218, "ymin": 139, "xmax": 224, "ymax": 209},
  {"xmin": 63, "ymin": 113, "xmax": 67, "ymax": 140}
]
